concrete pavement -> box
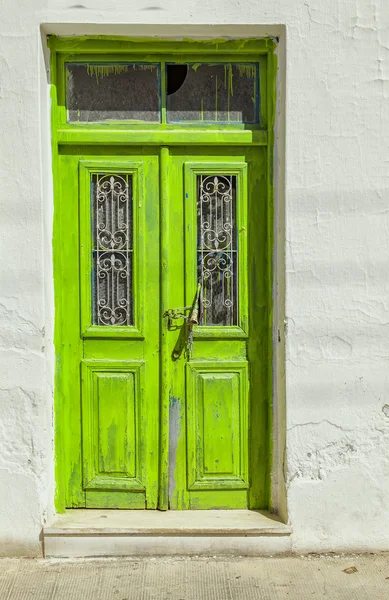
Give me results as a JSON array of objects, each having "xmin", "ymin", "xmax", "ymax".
[{"xmin": 0, "ymin": 554, "xmax": 389, "ymax": 599}]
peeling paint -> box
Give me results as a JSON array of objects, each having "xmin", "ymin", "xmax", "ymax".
[{"xmin": 168, "ymin": 396, "xmax": 181, "ymax": 501}]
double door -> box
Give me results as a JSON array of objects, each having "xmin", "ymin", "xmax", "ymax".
[{"xmin": 57, "ymin": 145, "xmax": 269, "ymax": 509}]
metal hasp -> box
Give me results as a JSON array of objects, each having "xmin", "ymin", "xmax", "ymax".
[
  {"xmin": 163, "ymin": 284, "xmax": 202, "ymax": 357},
  {"xmin": 163, "ymin": 283, "xmax": 202, "ymax": 328}
]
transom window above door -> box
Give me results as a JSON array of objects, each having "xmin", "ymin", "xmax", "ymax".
[{"xmin": 65, "ymin": 61, "xmax": 261, "ymax": 125}]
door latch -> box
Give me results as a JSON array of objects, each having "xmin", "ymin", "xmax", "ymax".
[
  {"xmin": 162, "ymin": 305, "xmax": 192, "ymax": 328},
  {"xmin": 163, "ymin": 284, "xmax": 202, "ymax": 357},
  {"xmin": 162, "ymin": 284, "xmax": 202, "ymax": 327}
]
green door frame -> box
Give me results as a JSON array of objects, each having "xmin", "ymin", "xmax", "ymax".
[{"xmin": 49, "ymin": 36, "xmax": 277, "ymax": 512}]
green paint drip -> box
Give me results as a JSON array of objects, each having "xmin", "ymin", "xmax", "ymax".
[
  {"xmin": 228, "ymin": 65, "xmax": 234, "ymax": 97},
  {"xmin": 87, "ymin": 64, "xmax": 129, "ymax": 83},
  {"xmin": 137, "ymin": 64, "xmax": 156, "ymax": 71},
  {"xmin": 223, "ymin": 64, "xmax": 234, "ymax": 97},
  {"xmin": 223, "ymin": 66, "xmax": 231, "ymax": 121},
  {"xmin": 237, "ymin": 64, "xmax": 257, "ymax": 79},
  {"xmin": 86, "ymin": 63, "xmax": 155, "ymax": 84},
  {"xmin": 215, "ymin": 73, "xmax": 218, "ymax": 121},
  {"xmin": 221, "ymin": 65, "xmax": 234, "ymax": 120}
]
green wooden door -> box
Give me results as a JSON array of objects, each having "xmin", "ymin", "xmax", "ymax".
[
  {"xmin": 57, "ymin": 147, "xmax": 160, "ymax": 509},
  {"xmin": 163, "ymin": 147, "xmax": 268, "ymax": 509},
  {"xmin": 57, "ymin": 145, "xmax": 268, "ymax": 510}
]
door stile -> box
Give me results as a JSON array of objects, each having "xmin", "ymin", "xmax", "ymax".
[
  {"xmin": 165, "ymin": 148, "xmax": 191, "ymax": 510},
  {"xmin": 159, "ymin": 146, "xmax": 170, "ymax": 510}
]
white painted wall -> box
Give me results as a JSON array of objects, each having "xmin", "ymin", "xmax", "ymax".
[{"xmin": 0, "ymin": 0, "xmax": 388, "ymax": 556}]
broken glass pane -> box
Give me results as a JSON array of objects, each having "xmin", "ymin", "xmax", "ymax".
[{"xmin": 167, "ymin": 63, "xmax": 258, "ymax": 123}]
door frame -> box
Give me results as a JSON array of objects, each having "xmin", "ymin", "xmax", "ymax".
[{"xmin": 49, "ymin": 36, "xmax": 277, "ymax": 512}]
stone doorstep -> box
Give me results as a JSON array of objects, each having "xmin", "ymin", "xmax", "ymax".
[{"xmin": 43, "ymin": 510, "xmax": 292, "ymax": 557}]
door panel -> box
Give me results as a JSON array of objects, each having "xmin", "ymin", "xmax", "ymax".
[
  {"xmin": 166, "ymin": 147, "xmax": 269, "ymax": 509},
  {"xmin": 186, "ymin": 362, "xmax": 249, "ymax": 491},
  {"xmin": 81, "ymin": 361, "xmax": 145, "ymax": 499},
  {"xmin": 58, "ymin": 148, "xmax": 160, "ymax": 508}
]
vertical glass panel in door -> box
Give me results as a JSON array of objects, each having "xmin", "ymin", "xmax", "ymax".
[
  {"xmin": 167, "ymin": 63, "xmax": 259, "ymax": 123},
  {"xmin": 92, "ymin": 173, "xmax": 133, "ymax": 326},
  {"xmin": 66, "ymin": 63, "xmax": 161, "ymax": 122},
  {"xmin": 197, "ymin": 175, "xmax": 238, "ymax": 326}
]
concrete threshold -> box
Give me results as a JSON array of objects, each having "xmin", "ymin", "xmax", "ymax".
[{"xmin": 44, "ymin": 510, "xmax": 292, "ymax": 557}]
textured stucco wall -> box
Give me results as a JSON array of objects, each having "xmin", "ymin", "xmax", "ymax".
[{"xmin": 0, "ymin": 0, "xmax": 388, "ymax": 556}]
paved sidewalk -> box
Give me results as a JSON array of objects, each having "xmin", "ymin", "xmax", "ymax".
[{"xmin": 0, "ymin": 554, "xmax": 388, "ymax": 599}]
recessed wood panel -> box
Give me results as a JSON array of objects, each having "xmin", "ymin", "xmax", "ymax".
[
  {"xmin": 81, "ymin": 360, "xmax": 145, "ymax": 493},
  {"xmin": 186, "ymin": 362, "xmax": 249, "ymax": 491},
  {"xmin": 203, "ymin": 373, "xmax": 236, "ymax": 474},
  {"xmin": 96, "ymin": 372, "xmax": 135, "ymax": 475}
]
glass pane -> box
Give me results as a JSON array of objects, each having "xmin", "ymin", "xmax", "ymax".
[
  {"xmin": 92, "ymin": 174, "xmax": 133, "ymax": 326},
  {"xmin": 167, "ymin": 63, "xmax": 258, "ymax": 123},
  {"xmin": 197, "ymin": 175, "xmax": 238, "ymax": 326},
  {"xmin": 67, "ymin": 63, "xmax": 160, "ymax": 122}
]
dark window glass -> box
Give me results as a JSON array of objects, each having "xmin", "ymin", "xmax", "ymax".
[
  {"xmin": 66, "ymin": 63, "xmax": 160, "ymax": 122},
  {"xmin": 167, "ymin": 63, "xmax": 258, "ymax": 123}
]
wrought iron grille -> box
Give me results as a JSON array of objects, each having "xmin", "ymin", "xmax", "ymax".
[
  {"xmin": 92, "ymin": 173, "xmax": 133, "ymax": 326},
  {"xmin": 197, "ymin": 175, "xmax": 238, "ymax": 326}
]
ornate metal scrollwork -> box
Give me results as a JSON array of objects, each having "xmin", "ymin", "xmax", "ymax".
[
  {"xmin": 197, "ymin": 175, "xmax": 237, "ymax": 326},
  {"xmin": 93, "ymin": 174, "xmax": 133, "ymax": 326}
]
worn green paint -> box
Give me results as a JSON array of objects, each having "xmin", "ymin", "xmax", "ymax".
[
  {"xmin": 159, "ymin": 146, "xmax": 170, "ymax": 510},
  {"xmin": 54, "ymin": 149, "xmax": 160, "ymax": 509},
  {"xmin": 57, "ymin": 129, "xmax": 268, "ymax": 146},
  {"xmin": 167, "ymin": 146, "xmax": 268, "ymax": 509},
  {"xmin": 50, "ymin": 37, "xmax": 276, "ymax": 512},
  {"xmin": 48, "ymin": 36, "xmax": 276, "ymax": 55},
  {"xmin": 82, "ymin": 362, "xmax": 146, "ymax": 505},
  {"xmin": 187, "ymin": 362, "xmax": 249, "ymax": 491}
]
